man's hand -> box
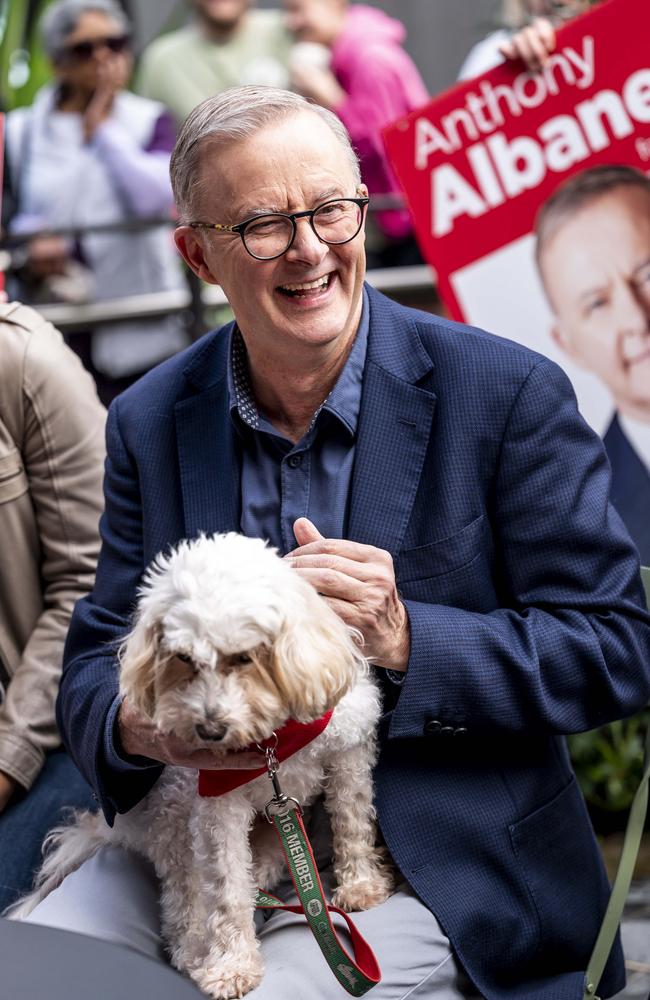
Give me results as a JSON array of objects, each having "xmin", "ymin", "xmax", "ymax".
[
  {"xmin": 499, "ymin": 17, "xmax": 557, "ymax": 73},
  {"xmin": 117, "ymin": 698, "xmax": 266, "ymax": 770},
  {"xmin": 287, "ymin": 518, "xmax": 411, "ymax": 672},
  {"xmin": 289, "ymin": 64, "xmax": 346, "ymax": 110},
  {"xmin": 0, "ymin": 771, "xmax": 17, "ymax": 813}
]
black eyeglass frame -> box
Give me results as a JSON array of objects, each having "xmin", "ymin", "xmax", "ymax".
[
  {"xmin": 187, "ymin": 196, "xmax": 370, "ymax": 260},
  {"xmin": 62, "ymin": 34, "xmax": 130, "ymax": 62}
]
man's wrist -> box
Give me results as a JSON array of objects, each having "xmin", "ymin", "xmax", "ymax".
[
  {"xmin": 379, "ymin": 603, "xmax": 411, "ymax": 672},
  {"xmin": 114, "ymin": 699, "xmax": 161, "ymax": 765}
]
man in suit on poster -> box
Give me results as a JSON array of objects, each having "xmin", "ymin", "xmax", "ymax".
[
  {"xmin": 20, "ymin": 89, "xmax": 650, "ymax": 1000},
  {"xmin": 535, "ymin": 165, "xmax": 650, "ymax": 564}
]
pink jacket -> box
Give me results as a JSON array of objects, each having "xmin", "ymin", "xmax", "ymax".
[{"xmin": 331, "ymin": 5, "xmax": 428, "ymax": 240}]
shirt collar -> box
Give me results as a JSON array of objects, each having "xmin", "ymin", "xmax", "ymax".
[
  {"xmin": 618, "ymin": 412, "xmax": 650, "ymax": 473},
  {"xmin": 228, "ymin": 287, "xmax": 369, "ymax": 440}
]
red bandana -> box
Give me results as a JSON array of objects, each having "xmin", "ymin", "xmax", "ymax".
[{"xmin": 198, "ymin": 711, "xmax": 333, "ymax": 797}]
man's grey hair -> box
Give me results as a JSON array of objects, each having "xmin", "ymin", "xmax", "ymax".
[
  {"xmin": 40, "ymin": 0, "xmax": 130, "ymax": 63},
  {"xmin": 535, "ymin": 165, "xmax": 650, "ymax": 268},
  {"xmin": 170, "ymin": 86, "xmax": 362, "ymax": 222}
]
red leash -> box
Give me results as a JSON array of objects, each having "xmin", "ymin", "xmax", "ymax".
[
  {"xmin": 198, "ymin": 713, "xmax": 382, "ymax": 993},
  {"xmin": 198, "ymin": 712, "xmax": 333, "ymax": 797}
]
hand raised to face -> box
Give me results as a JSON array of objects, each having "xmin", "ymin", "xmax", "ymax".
[{"xmin": 82, "ymin": 52, "xmax": 130, "ymax": 140}]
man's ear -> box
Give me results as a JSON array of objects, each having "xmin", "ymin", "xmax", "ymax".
[
  {"xmin": 550, "ymin": 321, "xmax": 584, "ymax": 369},
  {"xmin": 358, "ymin": 182, "xmax": 369, "ymax": 210},
  {"xmin": 174, "ymin": 226, "xmax": 220, "ymax": 285},
  {"xmin": 357, "ymin": 182, "xmax": 369, "ymax": 237}
]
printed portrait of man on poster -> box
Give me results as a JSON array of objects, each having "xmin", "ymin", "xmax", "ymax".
[{"xmin": 384, "ymin": 0, "xmax": 650, "ymax": 563}]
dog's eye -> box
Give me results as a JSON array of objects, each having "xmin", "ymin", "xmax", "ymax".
[
  {"xmin": 175, "ymin": 652, "xmax": 195, "ymax": 667},
  {"xmin": 230, "ymin": 653, "xmax": 252, "ymax": 666}
]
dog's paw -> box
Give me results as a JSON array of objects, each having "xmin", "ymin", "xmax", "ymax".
[
  {"xmin": 332, "ymin": 846, "xmax": 397, "ymax": 912},
  {"xmin": 192, "ymin": 953, "xmax": 263, "ymax": 999},
  {"xmin": 332, "ymin": 869, "xmax": 394, "ymax": 912}
]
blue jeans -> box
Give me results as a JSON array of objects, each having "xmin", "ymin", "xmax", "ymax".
[{"xmin": 0, "ymin": 749, "xmax": 95, "ymax": 911}]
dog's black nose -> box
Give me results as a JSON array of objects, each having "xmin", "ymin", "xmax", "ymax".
[{"xmin": 195, "ymin": 722, "xmax": 227, "ymax": 742}]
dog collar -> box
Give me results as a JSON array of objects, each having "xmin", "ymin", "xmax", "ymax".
[{"xmin": 197, "ymin": 711, "xmax": 333, "ymax": 797}]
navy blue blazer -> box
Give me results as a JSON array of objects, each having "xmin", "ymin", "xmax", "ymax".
[
  {"xmin": 59, "ymin": 285, "xmax": 650, "ymax": 1000},
  {"xmin": 604, "ymin": 414, "xmax": 650, "ymax": 565}
]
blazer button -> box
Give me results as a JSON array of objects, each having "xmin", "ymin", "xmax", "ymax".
[
  {"xmin": 440, "ymin": 726, "xmax": 455, "ymax": 737},
  {"xmin": 424, "ymin": 720, "xmax": 442, "ymax": 735},
  {"xmin": 453, "ymin": 727, "xmax": 468, "ymax": 736}
]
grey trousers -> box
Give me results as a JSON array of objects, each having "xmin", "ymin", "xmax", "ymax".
[{"xmin": 23, "ymin": 805, "xmax": 479, "ymax": 999}]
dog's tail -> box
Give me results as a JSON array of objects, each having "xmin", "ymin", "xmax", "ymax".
[{"xmin": 3, "ymin": 809, "xmax": 108, "ymax": 919}]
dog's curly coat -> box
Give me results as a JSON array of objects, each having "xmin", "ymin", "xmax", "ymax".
[{"xmin": 11, "ymin": 533, "xmax": 394, "ymax": 999}]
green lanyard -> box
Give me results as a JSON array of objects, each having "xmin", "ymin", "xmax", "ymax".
[
  {"xmin": 255, "ymin": 742, "xmax": 381, "ymax": 996},
  {"xmin": 583, "ymin": 722, "xmax": 650, "ymax": 1000}
]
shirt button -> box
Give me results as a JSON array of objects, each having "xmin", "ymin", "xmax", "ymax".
[{"xmin": 287, "ymin": 454, "xmax": 303, "ymax": 469}]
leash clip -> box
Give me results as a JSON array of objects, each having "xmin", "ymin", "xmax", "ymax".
[{"xmin": 258, "ymin": 731, "xmax": 302, "ymax": 822}]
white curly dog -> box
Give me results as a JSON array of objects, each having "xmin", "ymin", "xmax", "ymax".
[{"xmin": 11, "ymin": 533, "xmax": 394, "ymax": 999}]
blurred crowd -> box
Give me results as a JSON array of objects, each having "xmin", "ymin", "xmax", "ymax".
[{"xmin": 0, "ymin": 0, "xmax": 591, "ymax": 403}]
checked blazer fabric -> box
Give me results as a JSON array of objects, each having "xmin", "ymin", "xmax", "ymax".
[
  {"xmin": 58, "ymin": 284, "xmax": 650, "ymax": 1000},
  {"xmin": 603, "ymin": 414, "xmax": 650, "ymax": 565}
]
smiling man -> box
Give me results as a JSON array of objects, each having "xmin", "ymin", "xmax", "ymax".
[
  {"xmin": 23, "ymin": 89, "xmax": 650, "ymax": 1000},
  {"xmin": 536, "ymin": 165, "xmax": 650, "ymax": 563}
]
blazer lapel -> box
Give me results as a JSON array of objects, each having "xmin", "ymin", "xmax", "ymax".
[
  {"xmin": 173, "ymin": 290, "xmax": 437, "ymax": 552},
  {"xmin": 348, "ymin": 286, "xmax": 437, "ymax": 554},
  {"xmin": 175, "ymin": 328, "xmax": 241, "ymax": 539}
]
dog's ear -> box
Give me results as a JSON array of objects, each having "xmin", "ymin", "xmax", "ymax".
[
  {"xmin": 118, "ymin": 614, "xmax": 162, "ymax": 720},
  {"xmin": 272, "ymin": 585, "xmax": 367, "ymax": 722}
]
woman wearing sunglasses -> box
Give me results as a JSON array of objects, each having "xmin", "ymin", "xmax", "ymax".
[{"xmin": 4, "ymin": 0, "xmax": 187, "ymax": 402}]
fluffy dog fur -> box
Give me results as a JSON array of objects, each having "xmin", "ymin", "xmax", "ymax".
[{"xmin": 11, "ymin": 533, "xmax": 393, "ymax": 999}]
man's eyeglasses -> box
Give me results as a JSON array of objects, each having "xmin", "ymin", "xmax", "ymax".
[
  {"xmin": 63, "ymin": 35, "xmax": 130, "ymax": 62},
  {"xmin": 188, "ymin": 196, "xmax": 370, "ymax": 260}
]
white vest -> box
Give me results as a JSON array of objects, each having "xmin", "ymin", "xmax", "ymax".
[{"xmin": 6, "ymin": 86, "xmax": 187, "ymax": 376}]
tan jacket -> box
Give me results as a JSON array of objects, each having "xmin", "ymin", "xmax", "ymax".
[{"xmin": 0, "ymin": 302, "xmax": 105, "ymax": 790}]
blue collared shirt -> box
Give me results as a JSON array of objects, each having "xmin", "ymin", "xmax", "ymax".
[
  {"xmin": 229, "ymin": 290, "xmax": 369, "ymax": 554},
  {"xmin": 104, "ymin": 293, "xmax": 371, "ymax": 780}
]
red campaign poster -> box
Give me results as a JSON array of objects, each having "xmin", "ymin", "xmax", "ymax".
[{"xmin": 384, "ymin": 0, "xmax": 650, "ymax": 563}]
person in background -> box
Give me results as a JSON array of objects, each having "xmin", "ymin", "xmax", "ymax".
[
  {"xmin": 4, "ymin": 0, "xmax": 188, "ymax": 405},
  {"xmin": 535, "ymin": 166, "xmax": 650, "ymax": 564},
  {"xmin": 0, "ymin": 301, "xmax": 105, "ymax": 911},
  {"xmin": 136, "ymin": 0, "xmax": 292, "ymax": 127},
  {"xmin": 458, "ymin": 0, "xmax": 591, "ymax": 79},
  {"xmin": 284, "ymin": 0, "xmax": 428, "ymax": 268}
]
